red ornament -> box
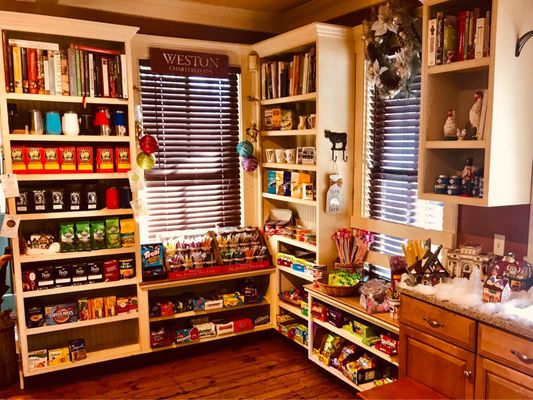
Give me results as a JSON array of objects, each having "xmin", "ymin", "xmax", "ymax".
[{"xmin": 139, "ymin": 135, "xmax": 159, "ymax": 154}]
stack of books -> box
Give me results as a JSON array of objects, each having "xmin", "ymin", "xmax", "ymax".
[{"xmin": 3, "ymin": 36, "xmax": 128, "ymax": 98}]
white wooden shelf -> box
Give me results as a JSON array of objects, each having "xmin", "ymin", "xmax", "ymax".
[
  {"xmin": 20, "ymin": 247, "xmax": 136, "ymax": 263},
  {"xmin": 279, "ymin": 333, "xmax": 308, "ymax": 349},
  {"xmin": 17, "ymin": 208, "xmax": 133, "ymax": 220},
  {"xmin": 140, "ymin": 268, "xmax": 276, "ymax": 291},
  {"xmin": 308, "ymin": 355, "xmax": 375, "ymax": 392},
  {"xmin": 25, "ymin": 343, "xmax": 141, "ymax": 377},
  {"xmin": 9, "ymin": 134, "xmax": 131, "ymax": 143},
  {"xmin": 262, "ymin": 192, "xmax": 316, "ymax": 207},
  {"xmin": 418, "ymin": 192, "xmax": 486, "ymax": 206},
  {"xmin": 149, "ymin": 300, "xmax": 270, "ymax": 323},
  {"xmin": 427, "ymin": 57, "xmax": 490, "ymax": 75},
  {"xmin": 27, "ymin": 312, "xmax": 139, "ymax": 335},
  {"xmin": 261, "ymin": 129, "xmax": 316, "ymax": 137},
  {"xmin": 5, "ymin": 92, "xmax": 129, "ymax": 105},
  {"xmin": 17, "ymin": 173, "xmax": 129, "ymax": 181},
  {"xmin": 278, "ymin": 265, "xmax": 314, "ymax": 282},
  {"xmin": 424, "ymin": 140, "xmax": 487, "ymax": 149},
  {"xmin": 260, "ymin": 92, "xmax": 316, "ymax": 106},
  {"xmin": 23, "ymin": 279, "xmax": 137, "ymax": 298},
  {"xmin": 262, "ymin": 162, "xmax": 317, "ymax": 172},
  {"xmin": 150, "ymin": 325, "xmax": 273, "ymax": 352},
  {"xmin": 279, "ymin": 300, "xmax": 308, "ymax": 320},
  {"xmin": 312, "ymin": 318, "xmax": 399, "ymax": 366},
  {"xmin": 275, "ymin": 235, "xmax": 317, "ymax": 253}
]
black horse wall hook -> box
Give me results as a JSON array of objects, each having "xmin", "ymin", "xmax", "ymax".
[{"xmin": 325, "ymin": 129, "xmax": 348, "ymax": 162}]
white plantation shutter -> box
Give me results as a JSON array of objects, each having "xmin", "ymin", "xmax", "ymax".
[
  {"xmin": 365, "ymin": 75, "xmax": 443, "ymax": 256},
  {"xmin": 139, "ymin": 60, "xmax": 242, "ymax": 240}
]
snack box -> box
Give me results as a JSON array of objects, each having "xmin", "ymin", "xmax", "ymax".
[
  {"xmin": 96, "ymin": 147, "xmax": 114, "ymax": 173},
  {"xmin": 116, "ymin": 296, "xmax": 138, "ymax": 314},
  {"xmin": 294, "ymin": 324, "xmax": 308, "ymax": 345},
  {"xmin": 151, "ymin": 327, "xmax": 173, "ymax": 348},
  {"xmin": 89, "ymin": 297, "xmax": 104, "ymax": 319},
  {"xmin": 28, "ymin": 349, "xmax": 48, "ymax": 370},
  {"xmin": 77, "ymin": 146, "xmax": 94, "ymax": 173},
  {"xmin": 204, "ymin": 298, "xmax": 224, "ymax": 311},
  {"xmin": 327, "ymin": 308, "xmax": 344, "ymax": 328},
  {"xmin": 45, "ymin": 303, "xmax": 77, "ymax": 325},
  {"xmin": 174, "ymin": 327, "xmax": 199, "ymax": 344},
  {"xmin": 104, "ymin": 296, "xmax": 117, "ymax": 317},
  {"xmin": 213, "ymin": 320, "xmax": 234, "ymax": 336},
  {"xmin": 311, "ymin": 303, "xmax": 328, "ymax": 322},
  {"xmin": 48, "ymin": 347, "xmax": 71, "ymax": 366},
  {"xmin": 230, "ymin": 317, "xmax": 253, "ymax": 333},
  {"xmin": 78, "ymin": 298, "xmax": 89, "ymax": 321},
  {"xmin": 59, "ymin": 146, "xmax": 76, "ymax": 173},
  {"xmin": 159, "ymin": 301, "xmax": 174, "ymax": 317},
  {"xmin": 115, "ymin": 147, "xmax": 131, "ymax": 172},
  {"xmin": 54, "ymin": 265, "xmax": 71, "ymax": 287},
  {"xmin": 43, "ymin": 147, "xmax": 60, "ymax": 172},
  {"xmin": 36, "ymin": 266, "xmax": 55, "ymax": 290},
  {"xmin": 103, "ymin": 259, "xmax": 120, "ymax": 282},
  {"xmin": 223, "ymin": 292, "xmax": 244, "ymax": 308},
  {"xmin": 26, "ymin": 305, "xmax": 45, "ymax": 328},
  {"xmin": 194, "ymin": 322, "xmax": 216, "ymax": 338},
  {"xmin": 276, "ymin": 252, "xmax": 293, "ymax": 268},
  {"xmin": 71, "ymin": 263, "xmax": 88, "ymax": 285},
  {"xmin": 87, "ymin": 261, "xmax": 104, "ymax": 283},
  {"xmin": 26, "ymin": 146, "xmax": 44, "ymax": 174},
  {"xmin": 343, "ymin": 320, "xmax": 376, "ymax": 339},
  {"xmin": 254, "ymin": 315, "xmax": 270, "ymax": 327},
  {"xmin": 68, "ymin": 338, "xmax": 87, "ymax": 362},
  {"xmin": 11, "ymin": 146, "xmax": 28, "ymax": 173}
]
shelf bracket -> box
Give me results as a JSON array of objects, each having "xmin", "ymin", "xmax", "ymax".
[
  {"xmin": 516, "ymin": 30, "xmax": 533, "ymax": 57},
  {"xmin": 325, "ymin": 129, "xmax": 348, "ymax": 162}
]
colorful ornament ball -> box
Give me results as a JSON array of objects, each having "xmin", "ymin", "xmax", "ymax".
[
  {"xmin": 136, "ymin": 152, "xmax": 156, "ymax": 170},
  {"xmin": 241, "ymin": 155, "xmax": 258, "ymax": 172},
  {"xmin": 139, "ymin": 134, "xmax": 159, "ymax": 154},
  {"xmin": 236, "ymin": 140, "xmax": 254, "ymax": 158}
]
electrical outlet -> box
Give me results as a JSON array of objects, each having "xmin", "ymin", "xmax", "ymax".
[{"xmin": 494, "ymin": 234, "xmax": 505, "ymax": 256}]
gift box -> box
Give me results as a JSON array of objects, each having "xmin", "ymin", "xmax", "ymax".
[{"xmin": 230, "ymin": 317, "xmax": 253, "ymax": 332}]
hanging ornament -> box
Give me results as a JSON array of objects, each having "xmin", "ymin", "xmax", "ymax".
[
  {"xmin": 246, "ymin": 122, "xmax": 260, "ymax": 142},
  {"xmin": 326, "ymin": 173, "xmax": 343, "ymax": 215},
  {"xmin": 136, "ymin": 152, "xmax": 156, "ymax": 170},
  {"xmin": 241, "ymin": 155, "xmax": 258, "ymax": 172},
  {"xmin": 139, "ymin": 134, "xmax": 159, "ymax": 154},
  {"xmin": 236, "ymin": 140, "xmax": 254, "ymax": 158}
]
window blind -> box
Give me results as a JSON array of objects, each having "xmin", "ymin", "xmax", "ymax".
[
  {"xmin": 139, "ymin": 60, "xmax": 242, "ymax": 240},
  {"xmin": 365, "ymin": 75, "xmax": 443, "ymax": 255}
]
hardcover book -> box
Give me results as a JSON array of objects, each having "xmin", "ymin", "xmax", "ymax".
[{"xmin": 427, "ymin": 18, "xmax": 437, "ymax": 66}]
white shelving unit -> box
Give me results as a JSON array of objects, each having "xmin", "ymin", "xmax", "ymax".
[
  {"xmin": 0, "ymin": 11, "xmax": 142, "ymax": 386},
  {"xmin": 418, "ymin": 0, "xmax": 533, "ymax": 206}
]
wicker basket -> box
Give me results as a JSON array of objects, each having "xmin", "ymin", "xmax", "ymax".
[
  {"xmin": 318, "ymin": 278, "xmax": 359, "ymax": 297},
  {"xmin": 334, "ymin": 262, "xmax": 363, "ymax": 274}
]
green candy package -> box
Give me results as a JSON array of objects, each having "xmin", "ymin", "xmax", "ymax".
[
  {"xmin": 105, "ymin": 218, "xmax": 121, "ymax": 249},
  {"xmin": 90, "ymin": 221, "xmax": 106, "ymax": 250},
  {"xmin": 76, "ymin": 221, "xmax": 91, "ymax": 251},
  {"xmin": 59, "ymin": 222, "xmax": 76, "ymax": 252}
]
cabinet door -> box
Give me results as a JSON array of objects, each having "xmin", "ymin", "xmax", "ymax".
[
  {"xmin": 475, "ymin": 356, "xmax": 533, "ymax": 399},
  {"xmin": 400, "ymin": 324, "xmax": 475, "ymax": 399}
]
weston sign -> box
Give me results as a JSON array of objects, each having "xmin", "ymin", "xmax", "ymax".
[{"xmin": 150, "ymin": 48, "xmax": 229, "ymax": 78}]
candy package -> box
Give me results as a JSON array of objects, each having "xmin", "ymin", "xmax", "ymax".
[
  {"xmin": 105, "ymin": 218, "xmax": 121, "ymax": 248},
  {"xmin": 75, "ymin": 221, "xmax": 91, "ymax": 251},
  {"xmin": 120, "ymin": 218, "xmax": 135, "ymax": 247},
  {"xmin": 59, "ymin": 222, "xmax": 76, "ymax": 252}
]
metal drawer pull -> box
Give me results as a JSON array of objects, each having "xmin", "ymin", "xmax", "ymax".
[
  {"xmin": 463, "ymin": 370, "xmax": 472, "ymax": 378},
  {"xmin": 510, "ymin": 349, "xmax": 533, "ymax": 364},
  {"xmin": 423, "ymin": 316, "xmax": 443, "ymax": 328}
]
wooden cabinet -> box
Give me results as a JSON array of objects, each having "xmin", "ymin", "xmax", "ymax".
[
  {"xmin": 400, "ymin": 324, "xmax": 475, "ymax": 399},
  {"xmin": 418, "ymin": 0, "xmax": 533, "ymax": 206},
  {"xmin": 400, "ymin": 294, "xmax": 533, "ymax": 399},
  {"xmin": 475, "ymin": 356, "xmax": 533, "ymax": 399}
]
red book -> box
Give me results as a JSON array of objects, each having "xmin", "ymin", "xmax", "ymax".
[
  {"xmin": 27, "ymin": 48, "xmax": 39, "ymax": 94},
  {"xmin": 456, "ymin": 11, "xmax": 467, "ymax": 62},
  {"xmin": 71, "ymin": 44, "xmax": 120, "ymax": 56}
]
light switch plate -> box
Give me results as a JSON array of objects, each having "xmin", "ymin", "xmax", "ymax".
[{"xmin": 494, "ymin": 234, "xmax": 505, "ymax": 256}]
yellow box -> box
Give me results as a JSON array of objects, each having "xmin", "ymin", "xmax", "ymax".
[{"xmin": 48, "ymin": 347, "xmax": 71, "ymax": 366}]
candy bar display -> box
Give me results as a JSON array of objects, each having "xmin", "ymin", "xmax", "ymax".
[
  {"xmin": 10, "ymin": 144, "xmax": 129, "ymax": 174},
  {"xmin": 215, "ymin": 227, "xmax": 268, "ymax": 264},
  {"xmin": 22, "ymin": 257, "xmax": 135, "ymax": 292}
]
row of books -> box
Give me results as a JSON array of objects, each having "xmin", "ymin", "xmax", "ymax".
[
  {"xmin": 3, "ymin": 37, "xmax": 128, "ymax": 99},
  {"xmin": 428, "ymin": 8, "xmax": 490, "ymax": 66},
  {"xmin": 261, "ymin": 47, "xmax": 316, "ymax": 100}
]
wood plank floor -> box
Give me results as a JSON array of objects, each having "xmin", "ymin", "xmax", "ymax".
[{"xmin": 1, "ymin": 331, "xmax": 356, "ymax": 399}]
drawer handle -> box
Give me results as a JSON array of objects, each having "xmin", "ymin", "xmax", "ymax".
[
  {"xmin": 423, "ymin": 316, "xmax": 443, "ymax": 328},
  {"xmin": 510, "ymin": 349, "xmax": 533, "ymax": 364},
  {"xmin": 463, "ymin": 370, "xmax": 473, "ymax": 379}
]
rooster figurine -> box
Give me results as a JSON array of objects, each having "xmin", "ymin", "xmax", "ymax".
[
  {"xmin": 468, "ymin": 91, "xmax": 484, "ymax": 139},
  {"xmin": 443, "ymin": 110, "xmax": 459, "ymax": 140}
]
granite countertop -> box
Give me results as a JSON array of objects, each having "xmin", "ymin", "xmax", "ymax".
[{"xmin": 398, "ymin": 284, "xmax": 533, "ymax": 340}]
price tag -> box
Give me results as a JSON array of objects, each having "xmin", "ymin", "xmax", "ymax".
[
  {"xmin": 128, "ymin": 170, "xmax": 144, "ymax": 192},
  {"xmin": 0, "ymin": 214, "xmax": 20, "ymax": 238},
  {"xmin": 1, "ymin": 174, "xmax": 20, "ymax": 198}
]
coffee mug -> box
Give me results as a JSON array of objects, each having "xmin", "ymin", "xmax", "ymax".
[
  {"xmin": 284, "ymin": 148, "xmax": 296, "ymax": 164},
  {"xmin": 29, "ymin": 109, "xmax": 43, "ymax": 135},
  {"xmin": 265, "ymin": 149, "xmax": 275, "ymax": 163},
  {"xmin": 105, "ymin": 187, "xmax": 119, "ymax": 209},
  {"xmin": 62, "ymin": 111, "xmax": 80, "ymax": 135},
  {"xmin": 80, "ymin": 114, "xmax": 95, "ymax": 135},
  {"xmin": 307, "ymin": 114, "xmax": 317, "ymax": 129},
  {"xmin": 45, "ymin": 111, "xmax": 61, "ymax": 135},
  {"xmin": 275, "ymin": 148, "xmax": 286, "ymax": 163}
]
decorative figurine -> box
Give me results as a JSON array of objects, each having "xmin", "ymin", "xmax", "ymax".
[
  {"xmin": 483, "ymin": 274, "xmax": 511, "ymax": 303},
  {"xmin": 490, "ymin": 253, "xmax": 532, "ymax": 292},
  {"xmin": 461, "ymin": 157, "xmax": 477, "ymax": 196},
  {"xmin": 446, "ymin": 244, "xmax": 494, "ymax": 279},
  {"xmin": 443, "ymin": 110, "xmax": 459, "ymax": 140},
  {"xmin": 467, "ymin": 91, "xmax": 483, "ymax": 139},
  {"xmin": 405, "ymin": 240, "xmax": 449, "ymax": 286}
]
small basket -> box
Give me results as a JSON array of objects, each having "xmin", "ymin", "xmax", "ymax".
[
  {"xmin": 334, "ymin": 262, "xmax": 362, "ymax": 274},
  {"xmin": 318, "ymin": 278, "xmax": 359, "ymax": 297}
]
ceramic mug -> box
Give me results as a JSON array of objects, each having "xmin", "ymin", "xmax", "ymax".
[
  {"xmin": 307, "ymin": 114, "xmax": 317, "ymax": 129},
  {"xmin": 284, "ymin": 148, "xmax": 296, "ymax": 164},
  {"xmin": 62, "ymin": 111, "xmax": 80, "ymax": 136},
  {"xmin": 45, "ymin": 111, "xmax": 61, "ymax": 135},
  {"xmin": 265, "ymin": 149, "xmax": 275, "ymax": 163},
  {"xmin": 275, "ymin": 148, "xmax": 286, "ymax": 163}
]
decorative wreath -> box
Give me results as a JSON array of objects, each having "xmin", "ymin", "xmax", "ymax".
[{"xmin": 362, "ymin": 2, "xmax": 421, "ymax": 99}]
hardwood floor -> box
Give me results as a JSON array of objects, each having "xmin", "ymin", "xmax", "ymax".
[{"xmin": 1, "ymin": 331, "xmax": 356, "ymax": 399}]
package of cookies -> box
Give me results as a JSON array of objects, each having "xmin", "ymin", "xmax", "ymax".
[
  {"xmin": 48, "ymin": 347, "xmax": 70, "ymax": 366},
  {"xmin": 28, "ymin": 349, "xmax": 48, "ymax": 370}
]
